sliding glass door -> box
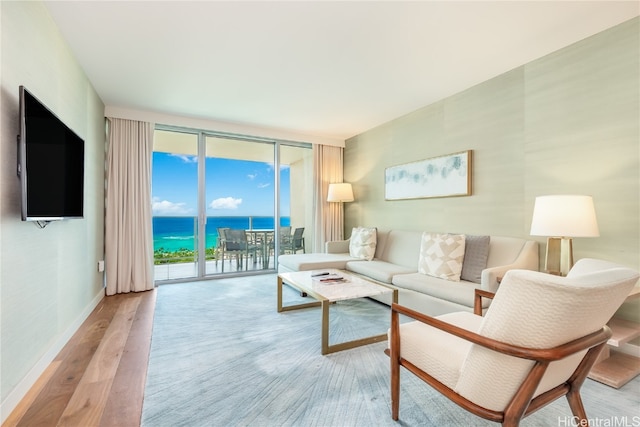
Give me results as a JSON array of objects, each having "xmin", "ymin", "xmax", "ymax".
[
  {"xmin": 152, "ymin": 129, "xmax": 200, "ymax": 281},
  {"xmin": 204, "ymin": 135, "xmax": 277, "ymax": 275},
  {"xmin": 152, "ymin": 127, "xmax": 312, "ymax": 282},
  {"xmin": 278, "ymin": 144, "xmax": 313, "ymax": 256}
]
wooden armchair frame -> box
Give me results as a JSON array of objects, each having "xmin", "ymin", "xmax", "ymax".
[{"xmin": 386, "ymin": 289, "xmax": 612, "ymax": 426}]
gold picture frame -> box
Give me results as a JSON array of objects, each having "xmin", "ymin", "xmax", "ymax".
[{"xmin": 384, "ymin": 150, "xmax": 472, "ymax": 200}]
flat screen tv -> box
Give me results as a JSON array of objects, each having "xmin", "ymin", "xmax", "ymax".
[{"xmin": 18, "ymin": 86, "xmax": 84, "ymax": 222}]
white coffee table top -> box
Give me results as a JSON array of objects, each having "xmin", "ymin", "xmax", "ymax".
[{"xmin": 278, "ymin": 269, "xmax": 393, "ymax": 302}]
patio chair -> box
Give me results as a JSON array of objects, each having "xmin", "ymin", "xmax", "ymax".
[
  {"xmin": 281, "ymin": 227, "xmax": 305, "ymax": 254},
  {"xmin": 266, "ymin": 226, "xmax": 292, "ymax": 263},
  {"xmin": 222, "ymin": 229, "xmax": 257, "ymax": 271},
  {"xmin": 278, "ymin": 226, "xmax": 292, "ymax": 248},
  {"xmin": 387, "ymin": 258, "xmax": 639, "ymax": 426},
  {"xmin": 215, "ymin": 227, "xmax": 230, "ymax": 268}
]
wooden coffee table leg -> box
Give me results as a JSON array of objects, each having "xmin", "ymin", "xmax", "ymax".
[
  {"xmin": 321, "ymin": 295, "xmax": 397, "ymax": 355},
  {"xmin": 321, "ymin": 299, "xmax": 330, "ymax": 355},
  {"xmin": 277, "ymin": 276, "xmax": 320, "ymax": 313},
  {"xmin": 277, "ymin": 276, "xmax": 284, "ymax": 312},
  {"xmin": 278, "ymin": 272, "xmax": 397, "ymax": 355}
]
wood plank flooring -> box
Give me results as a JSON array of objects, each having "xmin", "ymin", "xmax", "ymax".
[{"xmin": 2, "ymin": 290, "xmax": 156, "ymax": 427}]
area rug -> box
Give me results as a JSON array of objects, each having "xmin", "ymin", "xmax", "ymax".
[{"xmin": 141, "ymin": 274, "xmax": 640, "ymax": 427}]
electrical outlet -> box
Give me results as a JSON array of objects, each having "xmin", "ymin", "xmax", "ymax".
[{"xmin": 98, "ymin": 260, "xmax": 105, "ymax": 272}]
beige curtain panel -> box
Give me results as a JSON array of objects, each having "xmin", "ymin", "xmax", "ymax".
[
  {"xmin": 105, "ymin": 118, "xmax": 155, "ymax": 295},
  {"xmin": 312, "ymin": 144, "xmax": 344, "ymax": 252}
]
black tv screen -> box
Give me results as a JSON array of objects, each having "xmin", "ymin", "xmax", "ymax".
[{"xmin": 18, "ymin": 86, "xmax": 84, "ymax": 221}]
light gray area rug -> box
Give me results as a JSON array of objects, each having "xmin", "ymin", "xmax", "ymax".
[{"xmin": 142, "ymin": 274, "xmax": 640, "ymax": 427}]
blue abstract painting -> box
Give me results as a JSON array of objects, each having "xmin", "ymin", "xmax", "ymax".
[{"xmin": 385, "ymin": 150, "xmax": 472, "ymax": 200}]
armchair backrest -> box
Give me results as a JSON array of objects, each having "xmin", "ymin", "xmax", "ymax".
[{"xmin": 455, "ymin": 258, "xmax": 639, "ymax": 411}]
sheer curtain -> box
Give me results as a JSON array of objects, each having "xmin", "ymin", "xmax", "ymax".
[
  {"xmin": 105, "ymin": 118, "xmax": 155, "ymax": 295},
  {"xmin": 312, "ymin": 144, "xmax": 345, "ymax": 253}
]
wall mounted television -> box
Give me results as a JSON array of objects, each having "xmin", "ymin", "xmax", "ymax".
[{"xmin": 18, "ymin": 86, "xmax": 84, "ymax": 222}]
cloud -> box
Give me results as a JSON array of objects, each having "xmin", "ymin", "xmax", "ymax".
[
  {"xmin": 152, "ymin": 198, "xmax": 192, "ymax": 215},
  {"xmin": 247, "ymin": 173, "xmax": 257, "ymax": 180},
  {"xmin": 257, "ymin": 183, "xmax": 270, "ymax": 188},
  {"xmin": 210, "ymin": 197, "xmax": 242, "ymax": 210},
  {"xmin": 170, "ymin": 153, "xmax": 197, "ymax": 163}
]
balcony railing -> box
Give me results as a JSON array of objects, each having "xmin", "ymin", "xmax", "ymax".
[{"xmin": 152, "ymin": 216, "xmax": 303, "ymax": 281}]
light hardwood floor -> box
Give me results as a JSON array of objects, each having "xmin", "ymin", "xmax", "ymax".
[{"xmin": 2, "ymin": 290, "xmax": 156, "ymax": 427}]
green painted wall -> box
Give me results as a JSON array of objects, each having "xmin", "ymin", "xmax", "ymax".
[
  {"xmin": 344, "ymin": 18, "xmax": 639, "ymax": 320},
  {"xmin": 1, "ymin": 1, "xmax": 106, "ymax": 415}
]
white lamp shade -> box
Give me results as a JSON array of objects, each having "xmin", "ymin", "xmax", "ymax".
[
  {"xmin": 327, "ymin": 183, "xmax": 354, "ymax": 202},
  {"xmin": 530, "ymin": 195, "xmax": 599, "ymax": 237}
]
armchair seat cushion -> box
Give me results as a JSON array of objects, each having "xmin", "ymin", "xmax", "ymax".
[{"xmin": 391, "ymin": 312, "xmax": 482, "ymax": 388}]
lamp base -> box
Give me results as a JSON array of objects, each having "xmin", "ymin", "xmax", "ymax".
[{"xmin": 544, "ymin": 237, "xmax": 574, "ymax": 276}]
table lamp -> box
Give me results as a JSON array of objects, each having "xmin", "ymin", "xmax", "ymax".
[{"xmin": 530, "ymin": 195, "xmax": 599, "ymax": 276}]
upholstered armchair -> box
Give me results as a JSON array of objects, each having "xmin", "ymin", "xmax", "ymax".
[{"xmin": 387, "ymin": 258, "xmax": 639, "ymax": 426}]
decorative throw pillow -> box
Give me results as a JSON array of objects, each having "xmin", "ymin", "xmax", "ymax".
[
  {"xmin": 418, "ymin": 232, "xmax": 466, "ymax": 281},
  {"xmin": 460, "ymin": 235, "xmax": 490, "ymax": 284},
  {"xmin": 349, "ymin": 227, "xmax": 377, "ymax": 261}
]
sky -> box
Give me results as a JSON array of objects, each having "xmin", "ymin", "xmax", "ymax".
[{"xmin": 151, "ymin": 152, "xmax": 290, "ymax": 217}]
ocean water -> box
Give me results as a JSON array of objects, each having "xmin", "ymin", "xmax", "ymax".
[{"xmin": 153, "ymin": 216, "xmax": 291, "ymax": 252}]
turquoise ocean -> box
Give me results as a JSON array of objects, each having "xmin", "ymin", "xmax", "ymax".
[{"xmin": 153, "ymin": 216, "xmax": 291, "ymax": 252}]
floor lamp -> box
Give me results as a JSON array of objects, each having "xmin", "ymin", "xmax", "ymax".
[
  {"xmin": 327, "ymin": 183, "xmax": 354, "ymax": 241},
  {"xmin": 327, "ymin": 183, "xmax": 354, "ymax": 204},
  {"xmin": 530, "ymin": 195, "xmax": 599, "ymax": 276}
]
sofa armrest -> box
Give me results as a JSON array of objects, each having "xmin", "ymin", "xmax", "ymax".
[
  {"xmin": 480, "ymin": 240, "xmax": 539, "ymax": 293},
  {"xmin": 325, "ymin": 239, "xmax": 350, "ymax": 254},
  {"xmin": 482, "ymin": 267, "xmax": 508, "ymax": 293}
]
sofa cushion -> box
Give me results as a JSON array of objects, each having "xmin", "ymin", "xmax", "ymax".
[
  {"xmin": 377, "ymin": 230, "xmax": 423, "ymax": 268},
  {"xmin": 278, "ymin": 253, "xmax": 356, "ymax": 272},
  {"xmin": 418, "ymin": 233, "xmax": 466, "ymax": 281},
  {"xmin": 392, "ymin": 272, "xmax": 488, "ymax": 308},
  {"xmin": 346, "ymin": 260, "xmax": 416, "ymax": 284},
  {"xmin": 460, "ymin": 235, "xmax": 490, "ymax": 284},
  {"xmin": 349, "ymin": 227, "xmax": 377, "ymax": 260}
]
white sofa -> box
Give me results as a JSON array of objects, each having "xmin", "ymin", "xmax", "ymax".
[{"xmin": 278, "ymin": 229, "xmax": 539, "ymax": 316}]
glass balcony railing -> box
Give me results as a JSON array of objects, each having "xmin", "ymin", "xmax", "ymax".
[{"xmin": 153, "ymin": 216, "xmax": 295, "ymax": 280}]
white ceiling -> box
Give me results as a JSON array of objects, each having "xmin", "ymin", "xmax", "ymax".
[{"xmin": 44, "ymin": 1, "xmax": 639, "ymax": 143}]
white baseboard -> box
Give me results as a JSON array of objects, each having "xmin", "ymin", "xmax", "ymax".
[{"xmin": 0, "ymin": 290, "xmax": 105, "ymax": 424}]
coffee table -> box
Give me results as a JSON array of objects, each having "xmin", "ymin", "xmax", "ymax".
[{"xmin": 277, "ymin": 269, "xmax": 398, "ymax": 355}]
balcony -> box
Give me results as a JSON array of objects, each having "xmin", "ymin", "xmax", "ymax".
[{"xmin": 154, "ymin": 255, "xmax": 277, "ymax": 281}]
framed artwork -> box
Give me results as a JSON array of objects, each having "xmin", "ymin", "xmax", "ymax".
[{"xmin": 385, "ymin": 150, "xmax": 472, "ymax": 200}]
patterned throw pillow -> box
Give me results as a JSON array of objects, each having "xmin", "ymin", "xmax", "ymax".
[
  {"xmin": 349, "ymin": 227, "xmax": 377, "ymax": 261},
  {"xmin": 418, "ymin": 232, "xmax": 466, "ymax": 281},
  {"xmin": 460, "ymin": 235, "xmax": 490, "ymax": 284}
]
